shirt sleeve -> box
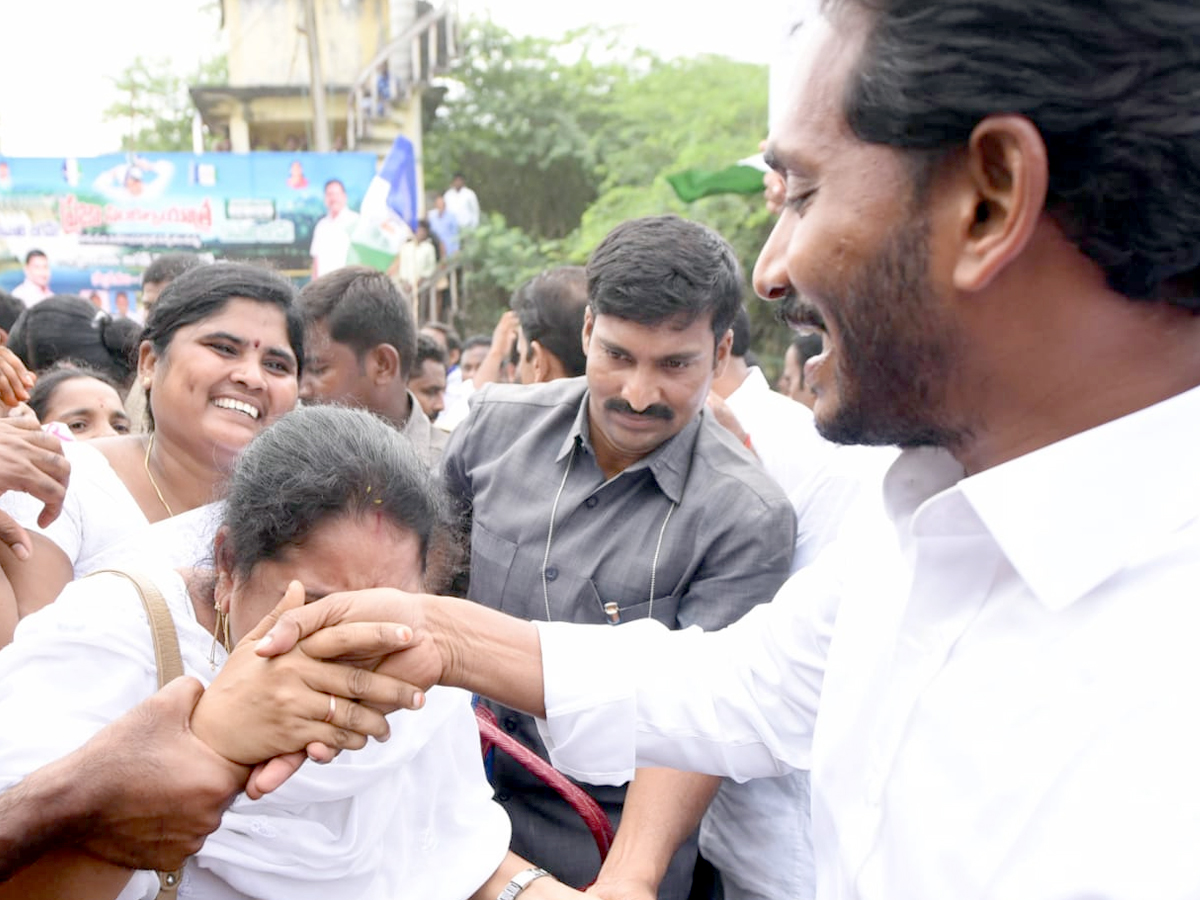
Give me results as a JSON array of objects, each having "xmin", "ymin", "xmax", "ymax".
[
  {"xmin": 0, "ymin": 575, "xmax": 161, "ymax": 899},
  {"xmin": 534, "ymin": 553, "xmax": 841, "ymax": 784}
]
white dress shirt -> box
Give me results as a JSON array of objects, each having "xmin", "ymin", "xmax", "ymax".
[
  {"xmin": 536, "ymin": 383, "xmax": 1200, "ymax": 899},
  {"xmin": 725, "ymin": 365, "xmax": 873, "ymax": 571}
]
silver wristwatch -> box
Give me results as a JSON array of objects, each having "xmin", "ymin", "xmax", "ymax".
[{"xmin": 497, "ymin": 866, "xmax": 551, "ymax": 900}]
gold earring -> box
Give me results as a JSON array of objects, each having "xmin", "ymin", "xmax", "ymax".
[
  {"xmin": 210, "ymin": 600, "xmax": 233, "ymax": 664},
  {"xmin": 142, "ymin": 377, "xmax": 151, "ymax": 390}
]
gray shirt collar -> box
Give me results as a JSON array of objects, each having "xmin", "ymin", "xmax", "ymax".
[{"xmin": 557, "ymin": 388, "xmax": 702, "ymax": 505}]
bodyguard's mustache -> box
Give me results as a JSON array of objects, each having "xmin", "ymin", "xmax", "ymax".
[{"xmin": 605, "ymin": 398, "xmax": 674, "ymax": 421}]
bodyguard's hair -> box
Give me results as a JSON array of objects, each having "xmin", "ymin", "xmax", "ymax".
[
  {"xmin": 462, "ymin": 334, "xmax": 491, "ymax": 353},
  {"xmin": 220, "ymin": 405, "xmax": 449, "ymax": 576},
  {"xmin": 0, "ymin": 291, "xmax": 24, "ymax": 333},
  {"xmin": 8, "ymin": 295, "xmax": 140, "ymax": 388},
  {"xmin": 510, "ymin": 266, "xmax": 588, "ymax": 377},
  {"xmin": 586, "ymin": 215, "xmax": 743, "ymax": 342},
  {"xmin": 299, "ymin": 266, "xmax": 417, "ymax": 378},
  {"xmin": 729, "ymin": 305, "xmax": 752, "ymax": 358},
  {"xmin": 415, "ymin": 333, "xmax": 446, "ymax": 367},
  {"xmin": 27, "ymin": 362, "xmax": 121, "ymax": 423},
  {"xmin": 142, "ymin": 252, "xmax": 204, "ymax": 287},
  {"xmin": 142, "ymin": 262, "xmax": 304, "ymax": 370},
  {"xmin": 828, "ymin": 0, "xmax": 1200, "ymax": 308}
]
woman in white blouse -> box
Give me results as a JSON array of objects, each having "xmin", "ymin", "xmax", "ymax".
[
  {"xmin": 0, "ymin": 263, "xmax": 303, "ymax": 628},
  {"xmin": 0, "ymin": 406, "xmax": 582, "ymax": 900}
]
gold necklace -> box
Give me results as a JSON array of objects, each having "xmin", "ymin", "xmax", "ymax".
[{"xmin": 143, "ymin": 434, "xmax": 175, "ymax": 517}]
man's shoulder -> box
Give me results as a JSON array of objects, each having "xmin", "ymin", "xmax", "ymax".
[
  {"xmin": 688, "ymin": 413, "xmax": 793, "ymax": 514},
  {"xmin": 446, "ymin": 378, "xmax": 586, "ymax": 459},
  {"xmin": 470, "ymin": 377, "xmax": 587, "ymax": 418}
]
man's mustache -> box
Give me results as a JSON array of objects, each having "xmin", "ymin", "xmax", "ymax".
[
  {"xmin": 776, "ymin": 292, "xmax": 826, "ymax": 333},
  {"xmin": 605, "ymin": 398, "xmax": 674, "ymax": 421}
]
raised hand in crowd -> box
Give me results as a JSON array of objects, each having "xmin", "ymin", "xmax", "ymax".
[{"xmin": 0, "ymin": 346, "xmax": 34, "ymax": 410}]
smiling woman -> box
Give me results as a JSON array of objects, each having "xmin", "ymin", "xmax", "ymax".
[{"xmin": 0, "ymin": 263, "xmax": 304, "ymax": 631}]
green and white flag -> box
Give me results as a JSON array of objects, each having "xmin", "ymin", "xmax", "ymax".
[{"xmin": 666, "ymin": 155, "xmax": 768, "ymax": 203}]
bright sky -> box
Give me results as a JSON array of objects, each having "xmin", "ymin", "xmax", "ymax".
[{"xmin": 0, "ymin": 0, "xmax": 796, "ymax": 158}]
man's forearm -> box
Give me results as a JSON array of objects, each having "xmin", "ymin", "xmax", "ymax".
[
  {"xmin": 428, "ymin": 595, "xmax": 547, "ymax": 716},
  {"xmin": 0, "ymin": 755, "xmax": 90, "ymax": 881},
  {"xmin": 591, "ymin": 769, "xmax": 720, "ymax": 897}
]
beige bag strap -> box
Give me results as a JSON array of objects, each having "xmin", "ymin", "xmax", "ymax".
[{"xmin": 89, "ymin": 568, "xmax": 185, "ymax": 898}]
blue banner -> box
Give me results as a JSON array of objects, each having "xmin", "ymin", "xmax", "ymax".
[{"xmin": 0, "ymin": 151, "xmax": 377, "ymax": 311}]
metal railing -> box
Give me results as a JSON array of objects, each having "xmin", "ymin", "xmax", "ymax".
[{"xmin": 347, "ymin": 2, "xmax": 458, "ymax": 150}]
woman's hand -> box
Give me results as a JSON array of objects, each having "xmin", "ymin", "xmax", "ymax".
[{"xmin": 190, "ymin": 582, "xmax": 416, "ymax": 768}]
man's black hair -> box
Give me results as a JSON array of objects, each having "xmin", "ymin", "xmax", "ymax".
[
  {"xmin": 586, "ymin": 215, "xmax": 742, "ymax": 345},
  {"xmin": 299, "ymin": 266, "xmax": 417, "ymax": 379},
  {"xmin": 828, "ymin": 0, "xmax": 1200, "ymax": 308},
  {"xmin": 510, "ymin": 266, "xmax": 588, "ymax": 377}
]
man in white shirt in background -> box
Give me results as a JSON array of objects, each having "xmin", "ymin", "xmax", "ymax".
[
  {"xmin": 11, "ymin": 250, "xmax": 52, "ymax": 307},
  {"xmin": 444, "ymin": 173, "xmax": 480, "ymax": 231},
  {"xmin": 309, "ymin": 179, "xmax": 359, "ymax": 278},
  {"xmin": 258, "ymin": 1, "xmax": 1200, "ymax": 898}
]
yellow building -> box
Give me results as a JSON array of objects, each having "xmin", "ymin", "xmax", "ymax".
[{"xmin": 190, "ymin": 0, "xmax": 456, "ymax": 175}]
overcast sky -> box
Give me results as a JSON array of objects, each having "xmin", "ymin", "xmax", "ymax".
[{"xmin": 0, "ymin": 0, "xmax": 796, "ymax": 158}]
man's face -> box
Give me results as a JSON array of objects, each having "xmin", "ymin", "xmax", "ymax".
[
  {"xmin": 752, "ymin": 12, "xmax": 965, "ymax": 448},
  {"xmin": 299, "ymin": 321, "xmax": 375, "ymax": 412},
  {"xmin": 459, "ymin": 344, "xmax": 488, "ymax": 380},
  {"xmin": 409, "ymin": 358, "xmax": 447, "ymax": 419},
  {"xmin": 325, "ymin": 182, "xmax": 347, "ymax": 216},
  {"xmin": 25, "ymin": 255, "xmax": 49, "ymax": 289},
  {"xmin": 584, "ymin": 309, "xmax": 730, "ymax": 467}
]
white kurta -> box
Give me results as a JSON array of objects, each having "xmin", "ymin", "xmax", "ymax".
[
  {"xmin": 0, "ymin": 568, "xmax": 511, "ymax": 900},
  {"xmin": 535, "ymin": 384, "xmax": 1200, "ymax": 899}
]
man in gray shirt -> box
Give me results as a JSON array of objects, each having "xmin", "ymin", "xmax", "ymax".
[{"xmin": 442, "ymin": 215, "xmax": 795, "ymax": 896}]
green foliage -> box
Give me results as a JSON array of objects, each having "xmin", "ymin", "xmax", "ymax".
[
  {"xmin": 102, "ymin": 52, "xmax": 227, "ymax": 153},
  {"xmin": 426, "ymin": 20, "xmax": 791, "ymax": 374}
]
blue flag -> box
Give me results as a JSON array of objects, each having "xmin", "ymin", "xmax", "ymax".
[{"xmin": 377, "ymin": 135, "xmax": 418, "ymax": 230}]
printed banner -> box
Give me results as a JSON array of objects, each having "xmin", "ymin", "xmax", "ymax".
[{"xmin": 0, "ymin": 151, "xmax": 378, "ymax": 313}]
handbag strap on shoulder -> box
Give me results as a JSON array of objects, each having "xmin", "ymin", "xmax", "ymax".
[{"xmin": 87, "ymin": 568, "xmax": 186, "ymax": 897}]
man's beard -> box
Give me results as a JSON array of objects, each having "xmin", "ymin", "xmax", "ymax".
[{"xmin": 789, "ymin": 217, "xmax": 969, "ymax": 449}]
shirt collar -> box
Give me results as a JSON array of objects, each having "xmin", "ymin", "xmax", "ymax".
[
  {"xmin": 558, "ymin": 388, "xmax": 702, "ymax": 504},
  {"xmin": 884, "ymin": 385, "xmax": 1200, "ymax": 611}
]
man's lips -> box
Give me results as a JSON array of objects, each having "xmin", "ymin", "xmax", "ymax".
[{"xmin": 778, "ymin": 294, "xmax": 827, "ymax": 334}]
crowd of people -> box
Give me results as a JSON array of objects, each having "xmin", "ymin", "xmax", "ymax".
[{"xmin": 2, "ymin": 2, "xmax": 1199, "ymax": 899}]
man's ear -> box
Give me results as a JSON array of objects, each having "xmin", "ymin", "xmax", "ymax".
[
  {"xmin": 581, "ymin": 306, "xmax": 595, "ymax": 352},
  {"xmin": 530, "ymin": 340, "xmax": 562, "ymax": 383},
  {"xmin": 951, "ymin": 114, "xmax": 1049, "ymax": 294},
  {"xmin": 368, "ymin": 343, "xmax": 401, "ymax": 384},
  {"xmin": 137, "ymin": 340, "xmax": 158, "ymax": 386},
  {"xmin": 713, "ymin": 328, "xmax": 733, "ymax": 377}
]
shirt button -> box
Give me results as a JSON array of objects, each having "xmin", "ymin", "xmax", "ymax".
[
  {"xmin": 585, "ymin": 496, "xmax": 598, "ymax": 509},
  {"xmin": 545, "ymin": 567, "xmax": 558, "ymax": 581},
  {"xmin": 504, "ymin": 716, "xmax": 520, "ymax": 733},
  {"xmin": 497, "ymin": 791, "xmax": 511, "ymax": 802}
]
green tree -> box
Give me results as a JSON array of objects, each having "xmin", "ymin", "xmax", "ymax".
[
  {"xmin": 424, "ymin": 21, "xmax": 638, "ymax": 241},
  {"xmin": 430, "ymin": 21, "xmax": 787, "ymax": 369},
  {"xmin": 103, "ymin": 53, "xmax": 228, "ymax": 153}
]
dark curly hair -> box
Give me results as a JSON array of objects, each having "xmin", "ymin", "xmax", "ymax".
[{"xmin": 827, "ymin": 0, "xmax": 1200, "ymax": 308}]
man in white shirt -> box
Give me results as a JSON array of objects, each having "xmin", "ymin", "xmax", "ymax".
[
  {"xmin": 309, "ymin": 179, "xmax": 360, "ymax": 278},
  {"xmin": 258, "ymin": 2, "xmax": 1200, "ymax": 897},
  {"xmin": 443, "ymin": 173, "xmax": 480, "ymax": 231},
  {"xmin": 11, "ymin": 250, "xmax": 52, "ymax": 307}
]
